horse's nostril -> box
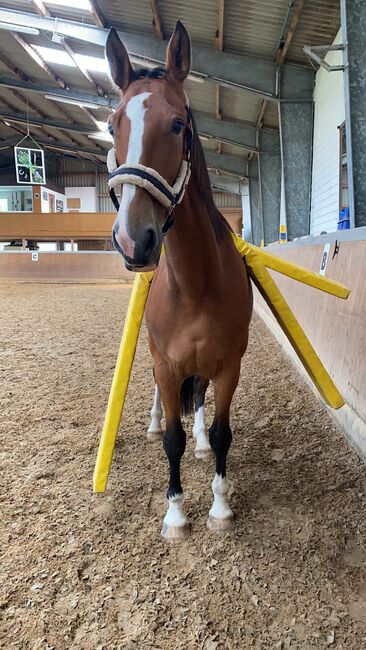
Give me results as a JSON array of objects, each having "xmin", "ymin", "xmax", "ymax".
[{"xmin": 143, "ymin": 227, "xmax": 157, "ymax": 255}]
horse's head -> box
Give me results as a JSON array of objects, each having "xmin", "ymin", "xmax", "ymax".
[{"xmin": 106, "ymin": 21, "xmax": 192, "ymax": 271}]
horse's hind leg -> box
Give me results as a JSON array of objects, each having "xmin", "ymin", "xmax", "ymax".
[
  {"xmin": 192, "ymin": 376, "xmax": 213, "ymax": 461},
  {"xmin": 156, "ymin": 368, "xmax": 190, "ymax": 541},
  {"xmin": 207, "ymin": 361, "xmax": 240, "ymax": 532},
  {"xmin": 147, "ymin": 385, "xmax": 163, "ymax": 441}
]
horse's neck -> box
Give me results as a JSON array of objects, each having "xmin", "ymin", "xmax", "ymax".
[{"xmin": 163, "ymin": 181, "xmax": 221, "ymax": 298}]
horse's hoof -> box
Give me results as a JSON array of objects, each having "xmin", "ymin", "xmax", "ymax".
[
  {"xmin": 195, "ymin": 447, "xmax": 214, "ymax": 461},
  {"xmin": 207, "ymin": 515, "xmax": 234, "ymax": 532},
  {"xmin": 146, "ymin": 429, "xmax": 163, "ymax": 442},
  {"xmin": 161, "ymin": 522, "xmax": 191, "ymax": 542}
]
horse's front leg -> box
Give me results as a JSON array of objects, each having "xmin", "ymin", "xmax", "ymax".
[
  {"xmin": 155, "ymin": 367, "xmax": 190, "ymax": 541},
  {"xmin": 208, "ymin": 360, "xmax": 241, "ymax": 532}
]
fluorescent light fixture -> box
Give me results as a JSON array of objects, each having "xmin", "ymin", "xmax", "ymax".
[
  {"xmin": 0, "ymin": 22, "xmax": 40, "ymax": 35},
  {"xmin": 88, "ymin": 132, "xmax": 113, "ymax": 143},
  {"xmin": 44, "ymin": 94, "xmax": 101, "ymax": 109},
  {"xmin": 5, "ymin": 119, "xmax": 42, "ymax": 128}
]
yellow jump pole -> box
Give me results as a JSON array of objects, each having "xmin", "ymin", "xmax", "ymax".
[
  {"xmin": 232, "ymin": 234, "xmax": 350, "ymax": 300},
  {"xmin": 93, "ymin": 271, "xmax": 154, "ymax": 493},
  {"xmin": 93, "ymin": 235, "xmax": 350, "ymax": 492}
]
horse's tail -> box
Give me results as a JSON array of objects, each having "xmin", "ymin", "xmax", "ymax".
[{"xmin": 180, "ymin": 375, "xmax": 196, "ymax": 416}]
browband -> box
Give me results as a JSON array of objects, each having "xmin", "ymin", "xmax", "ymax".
[{"xmin": 107, "ymin": 99, "xmax": 192, "ymax": 233}]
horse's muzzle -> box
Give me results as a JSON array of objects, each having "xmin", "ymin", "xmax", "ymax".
[{"xmin": 112, "ymin": 225, "xmax": 161, "ymax": 272}]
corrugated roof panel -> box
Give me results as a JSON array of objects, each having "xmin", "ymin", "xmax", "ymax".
[
  {"xmin": 224, "ymin": 0, "xmax": 289, "ymax": 60},
  {"xmin": 287, "ymin": 0, "xmax": 340, "ymax": 64},
  {"xmin": 98, "ymin": 0, "xmax": 152, "ymax": 33},
  {"xmin": 158, "ymin": 0, "xmax": 218, "ymax": 47},
  {"xmin": 220, "ymin": 86, "xmax": 262, "ymax": 123},
  {"xmin": 185, "ymin": 79, "xmax": 216, "ymax": 117}
]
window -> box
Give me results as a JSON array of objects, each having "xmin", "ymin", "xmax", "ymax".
[
  {"xmin": 339, "ymin": 122, "xmax": 348, "ymax": 211},
  {"xmin": 0, "ymin": 186, "xmax": 33, "ymax": 212}
]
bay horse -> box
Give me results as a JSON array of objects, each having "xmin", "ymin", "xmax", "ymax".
[{"xmin": 106, "ymin": 21, "xmax": 253, "ymax": 540}]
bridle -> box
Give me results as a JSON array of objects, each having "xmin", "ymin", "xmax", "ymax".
[{"xmin": 107, "ymin": 98, "xmax": 193, "ymax": 235}]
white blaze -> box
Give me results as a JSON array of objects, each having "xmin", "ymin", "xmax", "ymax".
[{"xmin": 118, "ymin": 92, "xmax": 151, "ymax": 243}]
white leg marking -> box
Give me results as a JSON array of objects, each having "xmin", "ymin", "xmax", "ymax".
[
  {"xmin": 193, "ymin": 405, "xmax": 212, "ymax": 459},
  {"xmin": 117, "ymin": 91, "xmax": 152, "ymax": 256},
  {"xmin": 147, "ymin": 385, "xmax": 163, "ymax": 436},
  {"xmin": 163, "ymin": 494, "xmax": 188, "ymax": 529},
  {"xmin": 209, "ymin": 473, "xmax": 233, "ymax": 521}
]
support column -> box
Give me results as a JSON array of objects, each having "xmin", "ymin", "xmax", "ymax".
[
  {"xmin": 241, "ymin": 181, "xmax": 252, "ymax": 243},
  {"xmin": 258, "ymin": 129, "xmax": 281, "ymax": 245},
  {"xmin": 248, "ymin": 157, "xmax": 263, "ymax": 247},
  {"xmin": 341, "ymin": 0, "xmax": 366, "ymax": 227},
  {"xmin": 279, "ymin": 66, "xmax": 315, "ymax": 240}
]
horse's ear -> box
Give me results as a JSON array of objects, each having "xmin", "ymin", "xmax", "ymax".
[
  {"xmin": 106, "ymin": 27, "xmax": 135, "ymax": 91},
  {"xmin": 166, "ymin": 21, "xmax": 191, "ymax": 83}
]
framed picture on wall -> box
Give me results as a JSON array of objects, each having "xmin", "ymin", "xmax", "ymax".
[{"xmin": 14, "ymin": 147, "xmax": 46, "ymax": 185}]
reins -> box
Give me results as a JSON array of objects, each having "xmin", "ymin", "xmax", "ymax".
[{"xmin": 107, "ymin": 101, "xmax": 193, "ymax": 235}]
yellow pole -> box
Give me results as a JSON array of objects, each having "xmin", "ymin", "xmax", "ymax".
[
  {"xmin": 93, "ymin": 271, "xmax": 154, "ymax": 493},
  {"xmin": 93, "ymin": 235, "xmax": 350, "ymax": 492},
  {"xmin": 232, "ymin": 234, "xmax": 350, "ymax": 300}
]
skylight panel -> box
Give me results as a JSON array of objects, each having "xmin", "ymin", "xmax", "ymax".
[
  {"xmin": 33, "ymin": 46, "xmax": 76, "ymax": 67},
  {"xmin": 32, "ymin": 46, "xmax": 110, "ymax": 75},
  {"xmin": 45, "ymin": 0, "xmax": 92, "ymax": 9},
  {"xmin": 74, "ymin": 54, "xmax": 109, "ymax": 74}
]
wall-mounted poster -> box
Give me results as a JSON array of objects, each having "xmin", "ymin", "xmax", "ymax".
[
  {"xmin": 14, "ymin": 146, "xmax": 46, "ymax": 185},
  {"xmin": 56, "ymin": 199, "xmax": 64, "ymax": 212}
]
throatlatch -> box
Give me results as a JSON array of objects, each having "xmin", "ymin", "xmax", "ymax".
[{"xmin": 107, "ymin": 103, "xmax": 192, "ymax": 234}]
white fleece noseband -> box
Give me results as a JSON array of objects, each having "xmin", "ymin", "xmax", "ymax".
[{"xmin": 107, "ymin": 97, "xmax": 192, "ymax": 232}]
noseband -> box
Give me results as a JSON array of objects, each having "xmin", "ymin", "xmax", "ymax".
[{"xmin": 107, "ymin": 101, "xmax": 192, "ymax": 235}]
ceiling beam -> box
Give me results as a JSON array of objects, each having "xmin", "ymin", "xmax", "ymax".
[
  {"xmin": 149, "ymin": 0, "xmax": 163, "ymax": 39},
  {"xmin": 12, "ymin": 32, "xmax": 68, "ymax": 90},
  {"xmin": 0, "ymin": 79, "xmax": 279, "ymax": 150},
  {"xmin": 0, "ymin": 41, "xmax": 90, "ymax": 148},
  {"xmin": 0, "ymin": 8, "xmax": 314, "ymax": 100},
  {"xmin": 205, "ymin": 151, "xmax": 247, "ymax": 177},
  {"xmin": 31, "ymin": 0, "xmax": 107, "ymax": 98},
  {"xmin": 276, "ymin": 0, "xmax": 305, "ymax": 64},
  {"xmin": 0, "ymin": 137, "xmax": 246, "ymax": 177},
  {"xmin": 216, "ymin": 0, "xmax": 225, "ymax": 51},
  {"xmin": 0, "ymin": 109, "xmax": 98, "ymax": 134},
  {"xmin": 88, "ymin": 0, "xmax": 106, "ymax": 28},
  {"xmin": 11, "ymin": 32, "xmax": 105, "ymax": 149},
  {"xmin": 209, "ymin": 171, "xmax": 247, "ymax": 194}
]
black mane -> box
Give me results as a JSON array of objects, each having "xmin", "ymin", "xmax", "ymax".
[{"xmin": 188, "ymin": 109, "xmax": 232, "ymax": 237}]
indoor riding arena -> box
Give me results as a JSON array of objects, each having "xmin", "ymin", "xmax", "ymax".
[{"xmin": 1, "ymin": 2, "xmax": 366, "ymax": 649}]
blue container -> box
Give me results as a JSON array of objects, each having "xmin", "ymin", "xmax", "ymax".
[{"xmin": 338, "ymin": 206, "xmax": 350, "ymax": 230}]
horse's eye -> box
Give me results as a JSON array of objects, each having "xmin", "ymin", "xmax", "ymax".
[
  {"xmin": 108, "ymin": 122, "xmax": 114, "ymax": 136},
  {"xmin": 172, "ymin": 119, "xmax": 184, "ymax": 135}
]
